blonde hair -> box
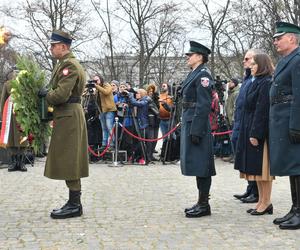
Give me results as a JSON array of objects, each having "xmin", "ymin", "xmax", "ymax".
[{"xmin": 137, "ymin": 89, "xmax": 147, "ymax": 97}]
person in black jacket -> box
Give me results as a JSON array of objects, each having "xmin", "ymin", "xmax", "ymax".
[
  {"xmin": 234, "ymin": 53, "xmax": 274, "ymax": 216},
  {"xmin": 180, "ymin": 41, "xmax": 215, "ymax": 218},
  {"xmin": 146, "ymin": 84, "xmax": 160, "ymax": 161}
]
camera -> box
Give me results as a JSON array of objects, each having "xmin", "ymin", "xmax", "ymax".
[
  {"xmin": 85, "ymin": 80, "xmax": 97, "ymax": 93},
  {"xmin": 120, "ymin": 91, "xmax": 129, "ymax": 97},
  {"xmin": 86, "ymin": 79, "xmax": 97, "ymax": 87}
]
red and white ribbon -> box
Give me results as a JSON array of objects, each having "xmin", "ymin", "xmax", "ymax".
[{"xmin": 0, "ymin": 96, "xmax": 13, "ymax": 147}]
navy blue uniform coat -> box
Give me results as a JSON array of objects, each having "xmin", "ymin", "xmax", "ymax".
[
  {"xmin": 231, "ymin": 69, "xmax": 252, "ymax": 150},
  {"xmin": 269, "ymin": 47, "xmax": 300, "ymax": 176},
  {"xmin": 234, "ymin": 75, "xmax": 271, "ymax": 175},
  {"xmin": 180, "ymin": 64, "xmax": 216, "ymax": 177}
]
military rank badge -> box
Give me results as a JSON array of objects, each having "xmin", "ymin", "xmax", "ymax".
[
  {"xmin": 201, "ymin": 77, "xmax": 210, "ymax": 87},
  {"xmin": 63, "ymin": 68, "xmax": 69, "ymax": 76}
]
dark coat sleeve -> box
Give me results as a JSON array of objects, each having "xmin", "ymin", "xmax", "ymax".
[{"xmin": 249, "ymin": 78, "xmax": 271, "ymax": 140}]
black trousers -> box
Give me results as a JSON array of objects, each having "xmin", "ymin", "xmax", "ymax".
[{"xmin": 196, "ymin": 176, "xmax": 212, "ymax": 194}]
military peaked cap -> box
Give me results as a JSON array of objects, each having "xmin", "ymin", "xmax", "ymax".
[
  {"xmin": 273, "ymin": 21, "xmax": 300, "ymax": 38},
  {"xmin": 50, "ymin": 30, "xmax": 73, "ymax": 45},
  {"xmin": 185, "ymin": 41, "xmax": 211, "ymax": 56}
]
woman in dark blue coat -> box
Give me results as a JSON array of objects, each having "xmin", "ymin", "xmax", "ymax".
[
  {"xmin": 234, "ymin": 53, "xmax": 274, "ymax": 215},
  {"xmin": 180, "ymin": 41, "xmax": 215, "ymax": 218},
  {"xmin": 127, "ymin": 89, "xmax": 151, "ymax": 164}
]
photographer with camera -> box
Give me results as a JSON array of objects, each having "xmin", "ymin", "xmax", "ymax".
[
  {"xmin": 159, "ymin": 83, "xmax": 174, "ymax": 141},
  {"xmin": 111, "ymin": 80, "xmax": 119, "ymax": 99},
  {"xmin": 146, "ymin": 84, "xmax": 160, "ymax": 162},
  {"xmin": 123, "ymin": 88, "xmax": 151, "ymax": 164},
  {"xmin": 94, "ymin": 75, "xmax": 116, "ymax": 151},
  {"xmin": 115, "ymin": 82, "xmax": 135, "ymax": 161},
  {"xmin": 82, "ymin": 79, "xmax": 102, "ymax": 163}
]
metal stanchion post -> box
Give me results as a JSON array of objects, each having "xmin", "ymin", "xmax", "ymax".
[{"xmin": 108, "ymin": 117, "xmax": 123, "ymax": 167}]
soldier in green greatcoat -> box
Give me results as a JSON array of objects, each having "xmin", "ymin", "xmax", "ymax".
[
  {"xmin": 0, "ymin": 72, "xmax": 28, "ymax": 172},
  {"xmin": 38, "ymin": 30, "xmax": 89, "ymax": 219},
  {"xmin": 0, "ymin": 28, "xmax": 28, "ymax": 171},
  {"xmin": 270, "ymin": 22, "xmax": 300, "ymax": 230}
]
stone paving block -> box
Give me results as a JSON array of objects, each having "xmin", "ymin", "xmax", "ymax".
[{"xmin": 1, "ymin": 158, "xmax": 300, "ymax": 249}]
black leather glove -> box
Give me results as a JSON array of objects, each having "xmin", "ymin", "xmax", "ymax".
[
  {"xmin": 191, "ymin": 135, "xmax": 201, "ymax": 145},
  {"xmin": 176, "ymin": 86, "xmax": 182, "ymax": 97},
  {"xmin": 38, "ymin": 87, "xmax": 48, "ymax": 98},
  {"xmin": 289, "ymin": 129, "xmax": 300, "ymax": 144}
]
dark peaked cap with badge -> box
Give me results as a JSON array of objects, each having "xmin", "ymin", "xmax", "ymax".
[
  {"xmin": 185, "ymin": 41, "xmax": 211, "ymax": 56},
  {"xmin": 273, "ymin": 21, "xmax": 300, "ymax": 38},
  {"xmin": 50, "ymin": 30, "xmax": 73, "ymax": 45}
]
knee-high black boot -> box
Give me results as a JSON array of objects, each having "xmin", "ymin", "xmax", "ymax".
[
  {"xmin": 8, "ymin": 155, "xmax": 18, "ymax": 172},
  {"xmin": 50, "ymin": 190, "xmax": 82, "ymax": 219},
  {"xmin": 17, "ymin": 153, "xmax": 27, "ymax": 172},
  {"xmin": 184, "ymin": 190, "xmax": 201, "ymax": 213},
  {"xmin": 273, "ymin": 176, "xmax": 296, "ymax": 225},
  {"xmin": 185, "ymin": 192, "xmax": 211, "ymax": 218},
  {"xmin": 185, "ymin": 177, "xmax": 211, "ymax": 217},
  {"xmin": 279, "ymin": 176, "xmax": 300, "ymax": 229}
]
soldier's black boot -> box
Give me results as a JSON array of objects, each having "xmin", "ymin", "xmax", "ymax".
[
  {"xmin": 185, "ymin": 193, "xmax": 211, "ymax": 218},
  {"xmin": 273, "ymin": 176, "xmax": 296, "ymax": 225},
  {"xmin": 18, "ymin": 153, "xmax": 27, "ymax": 172},
  {"xmin": 8, "ymin": 155, "xmax": 18, "ymax": 172},
  {"xmin": 184, "ymin": 190, "xmax": 201, "ymax": 213},
  {"xmin": 50, "ymin": 190, "xmax": 82, "ymax": 219},
  {"xmin": 279, "ymin": 176, "xmax": 300, "ymax": 230}
]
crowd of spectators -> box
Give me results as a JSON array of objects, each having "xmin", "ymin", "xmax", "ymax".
[{"xmin": 82, "ymin": 78, "xmax": 178, "ymax": 165}]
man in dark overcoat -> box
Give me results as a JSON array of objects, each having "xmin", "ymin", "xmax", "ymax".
[
  {"xmin": 180, "ymin": 41, "xmax": 216, "ymax": 218},
  {"xmin": 38, "ymin": 30, "xmax": 89, "ymax": 219},
  {"xmin": 270, "ymin": 21, "xmax": 300, "ymax": 230},
  {"xmin": 231, "ymin": 49, "xmax": 262, "ymax": 203}
]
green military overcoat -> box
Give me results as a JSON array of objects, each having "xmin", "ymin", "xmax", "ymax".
[
  {"xmin": 44, "ymin": 52, "xmax": 89, "ymax": 180},
  {"xmin": 269, "ymin": 47, "xmax": 300, "ymax": 176},
  {"xmin": 0, "ymin": 81, "xmax": 28, "ymax": 148}
]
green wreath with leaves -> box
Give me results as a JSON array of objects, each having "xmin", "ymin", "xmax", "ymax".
[{"xmin": 10, "ymin": 56, "xmax": 51, "ymax": 154}]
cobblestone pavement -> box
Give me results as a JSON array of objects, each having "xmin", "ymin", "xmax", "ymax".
[{"xmin": 1, "ymin": 157, "xmax": 300, "ymax": 250}]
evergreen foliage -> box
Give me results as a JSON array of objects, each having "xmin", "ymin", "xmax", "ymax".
[{"xmin": 10, "ymin": 56, "xmax": 51, "ymax": 154}]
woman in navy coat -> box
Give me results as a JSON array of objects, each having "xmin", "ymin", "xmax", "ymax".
[
  {"xmin": 180, "ymin": 41, "xmax": 215, "ymax": 218},
  {"xmin": 234, "ymin": 53, "xmax": 274, "ymax": 215}
]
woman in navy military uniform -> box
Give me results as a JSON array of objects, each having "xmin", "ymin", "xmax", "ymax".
[{"xmin": 180, "ymin": 41, "xmax": 215, "ymax": 218}]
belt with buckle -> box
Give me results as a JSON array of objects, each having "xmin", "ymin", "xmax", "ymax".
[
  {"xmin": 271, "ymin": 94, "xmax": 293, "ymax": 105},
  {"xmin": 66, "ymin": 96, "xmax": 81, "ymax": 104},
  {"xmin": 182, "ymin": 102, "xmax": 196, "ymax": 108}
]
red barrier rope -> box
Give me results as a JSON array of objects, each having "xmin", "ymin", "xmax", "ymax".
[
  {"xmin": 88, "ymin": 121, "xmax": 232, "ymax": 158},
  {"xmin": 119, "ymin": 122, "xmax": 180, "ymax": 142},
  {"xmin": 88, "ymin": 127, "xmax": 115, "ymax": 157},
  {"xmin": 212, "ymin": 130, "xmax": 232, "ymax": 136}
]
